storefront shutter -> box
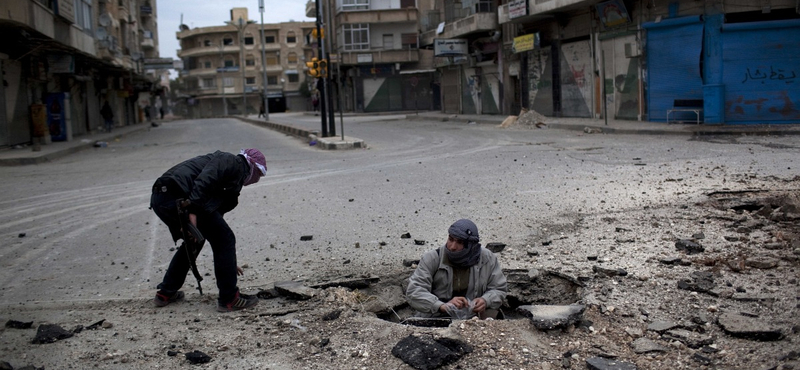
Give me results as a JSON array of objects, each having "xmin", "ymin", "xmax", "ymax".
[
  {"xmin": 721, "ymin": 19, "xmax": 800, "ymax": 123},
  {"xmin": 643, "ymin": 16, "xmax": 703, "ymax": 122}
]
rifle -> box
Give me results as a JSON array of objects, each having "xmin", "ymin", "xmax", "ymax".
[{"xmin": 176, "ymin": 199, "xmax": 205, "ymax": 295}]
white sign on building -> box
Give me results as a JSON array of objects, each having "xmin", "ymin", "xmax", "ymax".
[{"xmin": 434, "ymin": 39, "xmax": 468, "ymax": 56}]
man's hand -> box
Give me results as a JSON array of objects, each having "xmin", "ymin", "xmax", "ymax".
[
  {"xmin": 439, "ymin": 297, "xmax": 469, "ymax": 313},
  {"xmin": 236, "ymin": 266, "xmax": 244, "ymax": 276},
  {"xmin": 472, "ymin": 297, "xmax": 487, "ymax": 313}
]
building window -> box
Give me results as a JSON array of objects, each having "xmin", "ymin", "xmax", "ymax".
[
  {"xmin": 224, "ymin": 59, "xmax": 235, "ymax": 68},
  {"xmin": 288, "ymin": 74, "xmax": 299, "ymax": 83},
  {"xmin": 382, "ymin": 34, "xmax": 394, "ymax": 49},
  {"xmin": 343, "ymin": 24, "xmax": 369, "ymax": 51},
  {"xmin": 201, "ymin": 78, "xmax": 216, "ymax": 89},
  {"xmin": 287, "ymin": 53, "xmax": 298, "ymax": 64},
  {"xmin": 244, "ymin": 36, "xmax": 254, "ymax": 45},
  {"xmin": 342, "ymin": 0, "xmax": 369, "ymax": 11},
  {"xmin": 246, "ymin": 58, "xmax": 255, "ymax": 66},
  {"xmin": 76, "ymin": 0, "xmax": 92, "ymax": 32},
  {"xmin": 223, "ymin": 77, "xmax": 234, "ymax": 87},
  {"xmin": 266, "ymin": 55, "xmax": 278, "ymax": 65},
  {"xmin": 204, "ymin": 61, "xmax": 211, "ymax": 68},
  {"xmin": 265, "ymin": 35, "xmax": 276, "ymax": 43},
  {"xmin": 223, "ymin": 37, "xmax": 233, "ymax": 46},
  {"xmin": 246, "ymin": 77, "xmax": 256, "ymax": 85},
  {"xmin": 400, "ymin": 0, "xmax": 415, "ymax": 8},
  {"xmin": 286, "ymin": 32, "xmax": 297, "ymax": 44},
  {"xmin": 401, "ymin": 33, "xmax": 418, "ymax": 49},
  {"xmin": 267, "ymin": 76, "xmax": 278, "ymax": 85},
  {"xmin": 204, "ymin": 39, "xmax": 211, "ymax": 47}
]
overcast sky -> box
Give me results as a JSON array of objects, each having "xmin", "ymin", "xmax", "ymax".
[{"xmin": 157, "ymin": 1, "xmax": 314, "ymax": 62}]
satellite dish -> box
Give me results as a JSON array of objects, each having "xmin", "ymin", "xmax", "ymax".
[
  {"xmin": 99, "ymin": 13, "xmax": 111, "ymax": 27},
  {"xmin": 179, "ymin": 24, "xmax": 189, "ymax": 31},
  {"xmin": 95, "ymin": 27, "xmax": 107, "ymax": 40}
]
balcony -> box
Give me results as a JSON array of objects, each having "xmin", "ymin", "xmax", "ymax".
[
  {"xmin": 335, "ymin": 8, "xmax": 418, "ymax": 25},
  {"xmin": 339, "ymin": 48, "xmax": 420, "ymax": 65},
  {"xmin": 306, "ymin": 0, "xmax": 316, "ymax": 18},
  {"xmin": 420, "ymin": 10, "xmax": 497, "ymax": 47},
  {"xmin": 141, "ymin": 38, "xmax": 154, "ymax": 49},
  {"xmin": 499, "ymin": 0, "xmax": 592, "ymax": 24}
]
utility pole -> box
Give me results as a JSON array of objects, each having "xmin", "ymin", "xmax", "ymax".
[
  {"xmin": 259, "ymin": 0, "xmax": 269, "ymax": 121},
  {"xmin": 315, "ymin": 0, "xmax": 334, "ymax": 137}
]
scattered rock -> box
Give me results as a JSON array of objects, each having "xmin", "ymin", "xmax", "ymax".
[
  {"xmin": 273, "ymin": 281, "xmax": 317, "ymax": 300},
  {"xmin": 5, "ymin": 320, "xmax": 33, "ymax": 329},
  {"xmin": 403, "ymin": 259, "xmax": 420, "ymax": 267},
  {"xmin": 663, "ymin": 328, "xmax": 714, "ymax": 348},
  {"xmin": 300, "ymin": 235, "xmax": 313, "ymax": 241},
  {"xmin": 592, "ymin": 265, "xmax": 628, "ymax": 277},
  {"xmin": 659, "ymin": 256, "xmax": 691, "ymax": 266},
  {"xmin": 185, "ymin": 350, "xmax": 211, "ymax": 364},
  {"xmin": 256, "ymin": 288, "xmax": 279, "ymax": 299},
  {"xmin": 517, "ymin": 305, "xmax": 585, "ymax": 330},
  {"xmin": 631, "ymin": 338, "xmax": 669, "ymax": 354},
  {"xmin": 763, "ymin": 242, "xmax": 785, "ymax": 250},
  {"xmin": 18, "ymin": 233, "xmax": 26, "ymax": 238},
  {"xmin": 692, "ymin": 232, "xmax": 705, "ymax": 239},
  {"xmin": 31, "ymin": 324, "xmax": 74, "ymax": 344},
  {"xmin": 675, "ymin": 239, "xmax": 705, "ymax": 254},
  {"xmin": 391, "ymin": 334, "xmax": 473, "ymax": 370},
  {"xmin": 413, "ymin": 239, "xmax": 426, "ymax": 245},
  {"xmin": 322, "ymin": 310, "xmax": 342, "ymax": 321},
  {"xmin": 400, "ymin": 233, "xmax": 411, "ymax": 239},
  {"xmin": 745, "ymin": 257, "xmax": 779, "ymax": 269},
  {"xmin": 485, "ymin": 242, "xmax": 506, "ymax": 253},
  {"xmin": 586, "ymin": 356, "xmax": 638, "ymax": 370},
  {"xmin": 692, "ymin": 352, "xmax": 713, "ymax": 365},
  {"xmin": 584, "ymin": 127, "xmax": 603, "ymax": 134},
  {"xmin": 677, "ymin": 271, "xmax": 717, "ymax": 296},
  {"xmin": 647, "ymin": 320, "xmax": 679, "ymax": 333},
  {"xmin": 717, "ymin": 312, "xmax": 784, "ymax": 341}
]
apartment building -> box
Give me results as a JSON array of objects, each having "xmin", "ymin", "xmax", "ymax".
[
  {"xmin": 306, "ymin": 0, "xmax": 435, "ymax": 113},
  {"xmin": 176, "ymin": 8, "xmax": 315, "ymax": 117},
  {"xmin": 0, "ymin": 0, "xmax": 166, "ymax": 148}
]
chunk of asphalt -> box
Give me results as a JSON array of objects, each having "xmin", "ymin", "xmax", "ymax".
[
  {"xmin": 717, "ymin": 312, "xmax": 784, "ymax": 341},
  {"xmin": 391, "ymin": 334, "xmax": 473, "ymax": 370}
]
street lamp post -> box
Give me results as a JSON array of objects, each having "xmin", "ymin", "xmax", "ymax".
[{"xmin": 259, "ymin": 0, "xmax": 269, "ymax": 121}]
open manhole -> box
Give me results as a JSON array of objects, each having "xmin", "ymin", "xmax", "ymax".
[{"xmin": 373, "ymin": 268, "xmax": 584, "ymax": 327}]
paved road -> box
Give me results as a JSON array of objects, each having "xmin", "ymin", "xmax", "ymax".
[{"xmin": 0, "ymin": 115, "xmax": 797, "ymax": 306}]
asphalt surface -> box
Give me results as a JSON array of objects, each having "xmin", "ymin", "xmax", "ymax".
[{"xmin": 0, "ymin": 114, "xmax": 798, "ymax": 307}]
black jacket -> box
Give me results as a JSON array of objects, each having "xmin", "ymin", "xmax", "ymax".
[{"xmin": 158, "ymin": 151, "xmax": 250, "ymax": 215}]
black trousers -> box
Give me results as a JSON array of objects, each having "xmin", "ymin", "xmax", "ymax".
[{"xmin": 150, "ymin": 191, "xmax": 239, "ymax": 304}]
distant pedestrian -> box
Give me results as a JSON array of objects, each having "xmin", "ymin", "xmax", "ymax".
[
  {"xmin": 258, "ymin": 101, "xmax": 266, "ymax": 118},
  {"xmin": 312, "ymin": 92, "xmax": 319, "ymax": 115},
  {"xmin": 144, "ymin": 105, "xmax": 152, "ymax": 121},
  {"xmin": 101, "ymin": 101, "xmax": 113, "ymax": 132},
  {"xmin": 159, "ymin": 107, "xmax": 165, "ymax": 120}
]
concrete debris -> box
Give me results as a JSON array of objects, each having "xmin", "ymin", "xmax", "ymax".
[
  {"xmin": 630, "ymin": 337, "xmax": 669, "ymax": 354},
  {"xmin": 274, "ymin": 281, "xmax": 317, "ymax": 300},
  {"xmin": 31, "ymin": 324, "xmax": 74, "ymax": 344},
  {"xmin": 516, "ymin": 304, "xmax": 585, "ymax": 330},
  {"xmin": 675, "ymin": 239, "xmax": 705, "ymax": 254},
  {"xmin": 391, "ymin": 334, "xmax": 473, "ymax": 370},
  {"xmin": 717, "ymin": 312, "xmax": 784, "ymax": 341},
  {"xmin": 586, "ymin": 356, "xmax": 638, "ymax": 370},
  {"xmin": 485, "ymin": 242, "xmax": 506, "ymax": 253}
]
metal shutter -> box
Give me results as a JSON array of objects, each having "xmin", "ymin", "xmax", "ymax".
[{"xmin": 643, "ymin": 16, "xmax": 703, "ymax": 122}]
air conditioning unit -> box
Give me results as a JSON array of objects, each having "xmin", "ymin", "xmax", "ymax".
[{"xmin": 624, "ymin": 42, "xmax": 641, "ymax": 58}]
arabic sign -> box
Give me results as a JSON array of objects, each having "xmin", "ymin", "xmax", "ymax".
[
  {"xmin": 48, "ymin": 54, "xmax": 75, "ymax": 74},
  {"xmin": 596, "ymin": 0, "xmax": 630, "ymax": 29},
  {"xmin": 144, "ymin": 58, "xmax": 176, "ymax": 70},
  {"xmin": 512, "ymin": 33, "xmax": 539, "ymax": 54},
  {"xmin": 741, "ymin": 66, "xmax": 797, "ymax": 84},
  {"xmin": 434, "ymin": 39, "xmax": 468, "ymax": 56},
  {"xmin": 509, "ymin": 0, "xmax": 527, "ymax": 19}
]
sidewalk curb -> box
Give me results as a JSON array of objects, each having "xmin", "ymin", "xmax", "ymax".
[
  {"xmin": 236, "ymin": 116, "xmax": 366, "ymax": 150},
  {"xmin": 0, "ymin": 125, "xmax": 151, "ymax": 166}
]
